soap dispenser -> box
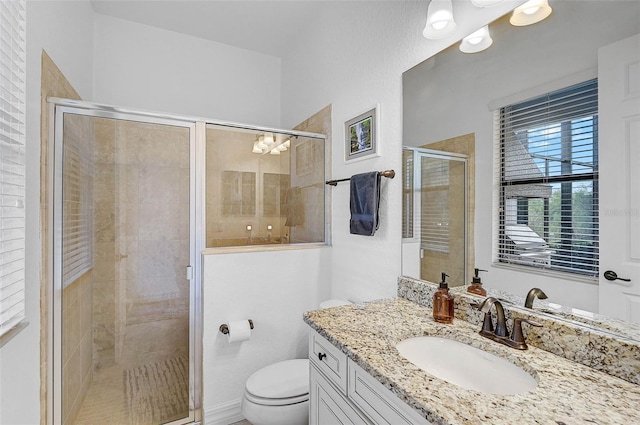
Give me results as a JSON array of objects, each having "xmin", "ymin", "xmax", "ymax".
[
  {"xmin": 467, "ymin": 268, "xmax": 488, "ymax": 296},
  {"xmin": 433, "ymin": 272, "xmax": 454, "ymax": 324}
]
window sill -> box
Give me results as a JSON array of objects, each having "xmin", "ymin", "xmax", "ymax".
[
  {"xmin": 492, "ymin": 262, "xmax": 599, "ymax": 285},
  {"xmin": 0, "ymin": 320, "xmax": 29, "ymax": 349}
]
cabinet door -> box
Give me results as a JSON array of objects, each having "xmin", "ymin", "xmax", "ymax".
[
  {"xmin": 348, "ymin": 359, "xmax": 432, "ymax": 425},
  {"xmin": 310, "ymin": 365, "xmax": 370, "ymax": 425}
]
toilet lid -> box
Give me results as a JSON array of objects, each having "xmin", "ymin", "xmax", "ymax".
[
  {"xmin": 246, "ymin": 359, "xmax": 309, "ymax": 399},
  {"xmin": 320, "ymin": 299, "xmax": 353, "ymax": 309}
]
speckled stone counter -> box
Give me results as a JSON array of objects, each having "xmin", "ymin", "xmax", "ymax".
[
  {"xmin": 304, "ymin": 298, "xmax": 640, "ymax": 425},
  {"xmin": 398, "ymin": 276, "xmax": 640, "ymax": 385}
]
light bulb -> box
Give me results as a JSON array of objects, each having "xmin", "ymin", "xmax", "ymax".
[
  {"xmin": 459, "ymin": 25, "xmax": 493, "ymax": 53},
  {"xmin": 468, "ymin": 36, "xmax": 483, "ymax": 45},
  {"xmin": 257, "ymin": 136, "xmax": 266, "ymax": 149},
  {"xmin": 264, "ymin": 132, "xmax": 274, "ymax": 145},
  {"xmin": 252, "ymin": 141, "xmax": 263, "ymax": 153},
  {"xmin": 510, "ymin": 0, "xmax": 552, "ymax": 26},
  {"xmin": 423, "ymin": 0, "xmax": 457, "ymax": 39}
]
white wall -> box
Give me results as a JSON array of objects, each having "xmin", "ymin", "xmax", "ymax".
[
  {"xmin": 92, "ymin": 13, "xmax": 281, "ymax": 127},
  {"xmin": 0, "ymin": 1, "xmax": 95, "ymax": 424},
  {"xmin": 202, "ymin": 247, "xmax": 331, "ymax": 424},
  {"xmin": 280, "ymin": 1, "xmax": 524, "ymax": 303},
  {"xmin": 402, "ymin": 1, "xmax": 640, "ymax": 312}
]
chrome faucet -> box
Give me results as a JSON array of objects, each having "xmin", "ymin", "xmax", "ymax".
[
  {"xmin": 524, "ymin": 288, "xmax": 548, "ymax": 309},
  {"xmin": 477, "ymin": 297, "xmax": 542, "ymax": 350}
]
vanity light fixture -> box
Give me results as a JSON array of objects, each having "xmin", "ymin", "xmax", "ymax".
[
  {"xmin": 423, "ymin": 0, "xmax": 457, "ymax": 40},
  {"xmin": 471, "ymin": 0, "xmax": 504, "ymax": 7},
  {"xmin": 459, "ymin": 25, "xmax": 493, "ymax": 53},
  {"xmin": 509, "ymin": 0, "xmax": 552, "ymax": 26},
  {"xmin": 252, "ymin": 133, "xmax": 291, "ymax": 154},
  {"xmin": 252, "ymin": 137, "xmax": 263, "ymax": 153}
]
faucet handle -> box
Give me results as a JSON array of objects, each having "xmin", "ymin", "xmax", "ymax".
[{"xmin": 509, "ymin": 318, "xmax": 543, "ymax": 350}]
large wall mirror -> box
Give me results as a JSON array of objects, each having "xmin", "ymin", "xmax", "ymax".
[{"xmin": 402, "ymin": 1, "xmax": 640, "ymax": 340}]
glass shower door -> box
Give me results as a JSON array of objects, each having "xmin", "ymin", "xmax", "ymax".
[{"xmin": 54, "ymin": 111, "xmax": 196, "ymax": 425}]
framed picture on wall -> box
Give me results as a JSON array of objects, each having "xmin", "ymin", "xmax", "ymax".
[{"xmin": 344, "ymin": 106, "xmax": 379, "ymax": 162}]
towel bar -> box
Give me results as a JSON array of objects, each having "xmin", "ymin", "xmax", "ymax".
[{"xmin": 325, "ymin": 169, "xmax": 395, "ymax": 186}]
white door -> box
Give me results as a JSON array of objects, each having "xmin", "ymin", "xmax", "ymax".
[{"xmin": 598, "ymin": 33, "xmax": 640, "ymax": 323}]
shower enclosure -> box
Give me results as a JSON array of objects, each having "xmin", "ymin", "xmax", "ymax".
[{"xmin": 48, "ymin": 99, "xmax": 326, "ymax": 425}]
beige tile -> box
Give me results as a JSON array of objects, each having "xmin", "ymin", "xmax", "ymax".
[
  {"xmin": 94, "ymin": 119, "xmax": 116, "ymax": 164},
  {"xmin": 116, "ymin": 202, "xmax": 139, "ymax": 243},
  {"xmin": 138, "ymin": 201, "xmax": 181, "ymax": 241},
  {"xmin": 138, "ymin": 164, "xmax": 182, "ymax": 205},
  {"xmin": 92, "ymin": 280, "xmax": 115, "ymax": 324},
  {"xmin": 137, "ymin": 239, "xmax": 181, "ymax": 278},
  {"xmin": 93, "ymin": 241, "xmax": 117, "ymax": 281},
  {"xmin": 94, "ymin": 202, "xmax": 115, "ymax": 242}
]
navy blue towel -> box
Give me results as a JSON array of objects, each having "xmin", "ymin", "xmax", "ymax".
[{"xmin": 350, "ymin": 171, "xmax": 381, "ymax": 236}]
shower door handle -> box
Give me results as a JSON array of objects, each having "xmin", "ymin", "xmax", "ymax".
[{"xmin": 186, "ymin": 265, "xmax": 193, "ymax": 280}]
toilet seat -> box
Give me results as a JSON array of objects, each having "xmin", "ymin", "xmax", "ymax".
[
  {"xmin": 319, "ymin": 299, "xmax": 353, "ymax": 309},
  {"xmin": 244, "ymin": 359, "xmax": 309, "ymax": 406},
  {"xmin": 244, "ymin": 391, "xmax": 309, "ymax": 406}
]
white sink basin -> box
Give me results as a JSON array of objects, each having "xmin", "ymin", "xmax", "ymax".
[{"xmin": 396, "ymin": 336, "xmax": 537, "ymax": 395}]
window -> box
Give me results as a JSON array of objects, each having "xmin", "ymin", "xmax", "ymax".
[
  {"xmin": 497, "ymin": 79, "xmax": 599, "ymax": 277},
  {"xmin": 0, "ymin": 0, "xmax": 26, "ymax": 338}
]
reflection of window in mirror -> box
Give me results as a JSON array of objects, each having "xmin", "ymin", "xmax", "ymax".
[{"xmin": 497, "ymin": 79, "xmax": 599, "ymax": 278}]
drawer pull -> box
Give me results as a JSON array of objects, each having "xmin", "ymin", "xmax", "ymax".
[{"xmin": 318, "ymin": 352, "xmax": 327, "ymax": 361}]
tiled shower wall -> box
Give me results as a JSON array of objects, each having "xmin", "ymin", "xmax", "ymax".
[
  {"xmin": 92, "ymin": 119, "xmax": 190, "ymax": 370},
  {"xmin": 39, "ymin": 51, "xmax": 88, "ymax": 425}
]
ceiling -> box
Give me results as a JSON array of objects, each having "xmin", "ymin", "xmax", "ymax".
[{"xmin": 90, "ymin": 0, "xmax": 331, "ymax": 58}]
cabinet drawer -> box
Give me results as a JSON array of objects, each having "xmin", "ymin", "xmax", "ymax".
[
  {"xmin": 348, "ymin": 359, "xmax": 432, "ymax": 425},
  {"xmin": 310, "ymin": 364, "xmax": 371, "ymax": 425},
  {"xmin": 309, "ymin": 328, "xmax": 348, "ymax": 394}
]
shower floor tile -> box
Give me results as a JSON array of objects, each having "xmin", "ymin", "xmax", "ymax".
[{"xmin": 73, "ymin": 364, "xmax": 128, "ymax": 425}]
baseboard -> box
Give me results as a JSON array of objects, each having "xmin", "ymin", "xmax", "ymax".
[{"xmin": 203, "ymin": 398, "xmax": 244, "ymax": 425}]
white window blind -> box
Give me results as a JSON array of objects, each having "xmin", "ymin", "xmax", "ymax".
[
  {"xmin": 497, "ymin": 79, "xmax": 599, "ymax": 277},
  {"xmin": 0, "ymin": 0, "xmax": 26, "ymax": 337},
  {"xmin": 420, "ymin": 157, "xmax": 450, "ymax": 253},
  {"xmin": 402, "ymin": 149, "xmax": 414, "ymax": 239},
  {"xmin": 62, "ymin": 115, "xmax": 93, "ymax": 287}
]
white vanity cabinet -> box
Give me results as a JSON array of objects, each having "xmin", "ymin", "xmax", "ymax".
[{"xmin": 309, "ymin": 329, "xmax": 432, "ymax": 425}]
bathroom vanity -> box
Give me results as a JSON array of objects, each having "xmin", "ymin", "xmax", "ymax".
[{"xmin": 304, "ymin": 283, "xmax": 640, "ymax": 424}]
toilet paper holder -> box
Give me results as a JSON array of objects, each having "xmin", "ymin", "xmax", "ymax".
[{"xmin": 219, "ymin": 319, "xmax": 254, "ymax": 335}]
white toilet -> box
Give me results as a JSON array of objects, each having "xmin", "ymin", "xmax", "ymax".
[{"xmin": 240, "ymin": 299, "xmax": 353, "ymax": 425}]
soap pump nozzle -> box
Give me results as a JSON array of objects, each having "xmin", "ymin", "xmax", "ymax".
[
  {"xmin": 472, "ymin": 268, "xmax": 487, "ymax": 284},
  {"xmin": 468, "ymin": 268, "xmax": 488, "ymax": 296},
  {"xmin": 439, "ymin": 272, "xmax": 449, "ymax": 289}
]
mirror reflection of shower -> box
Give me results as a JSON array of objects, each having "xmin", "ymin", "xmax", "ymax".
[{"xmin": 402, "ymin": 147, "xmax": 468, "ymax": 286}]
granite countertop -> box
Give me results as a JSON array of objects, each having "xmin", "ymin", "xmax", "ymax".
[{"xmin": 303, "ymin": 298, "xmax": 640, "ymax": 425}]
